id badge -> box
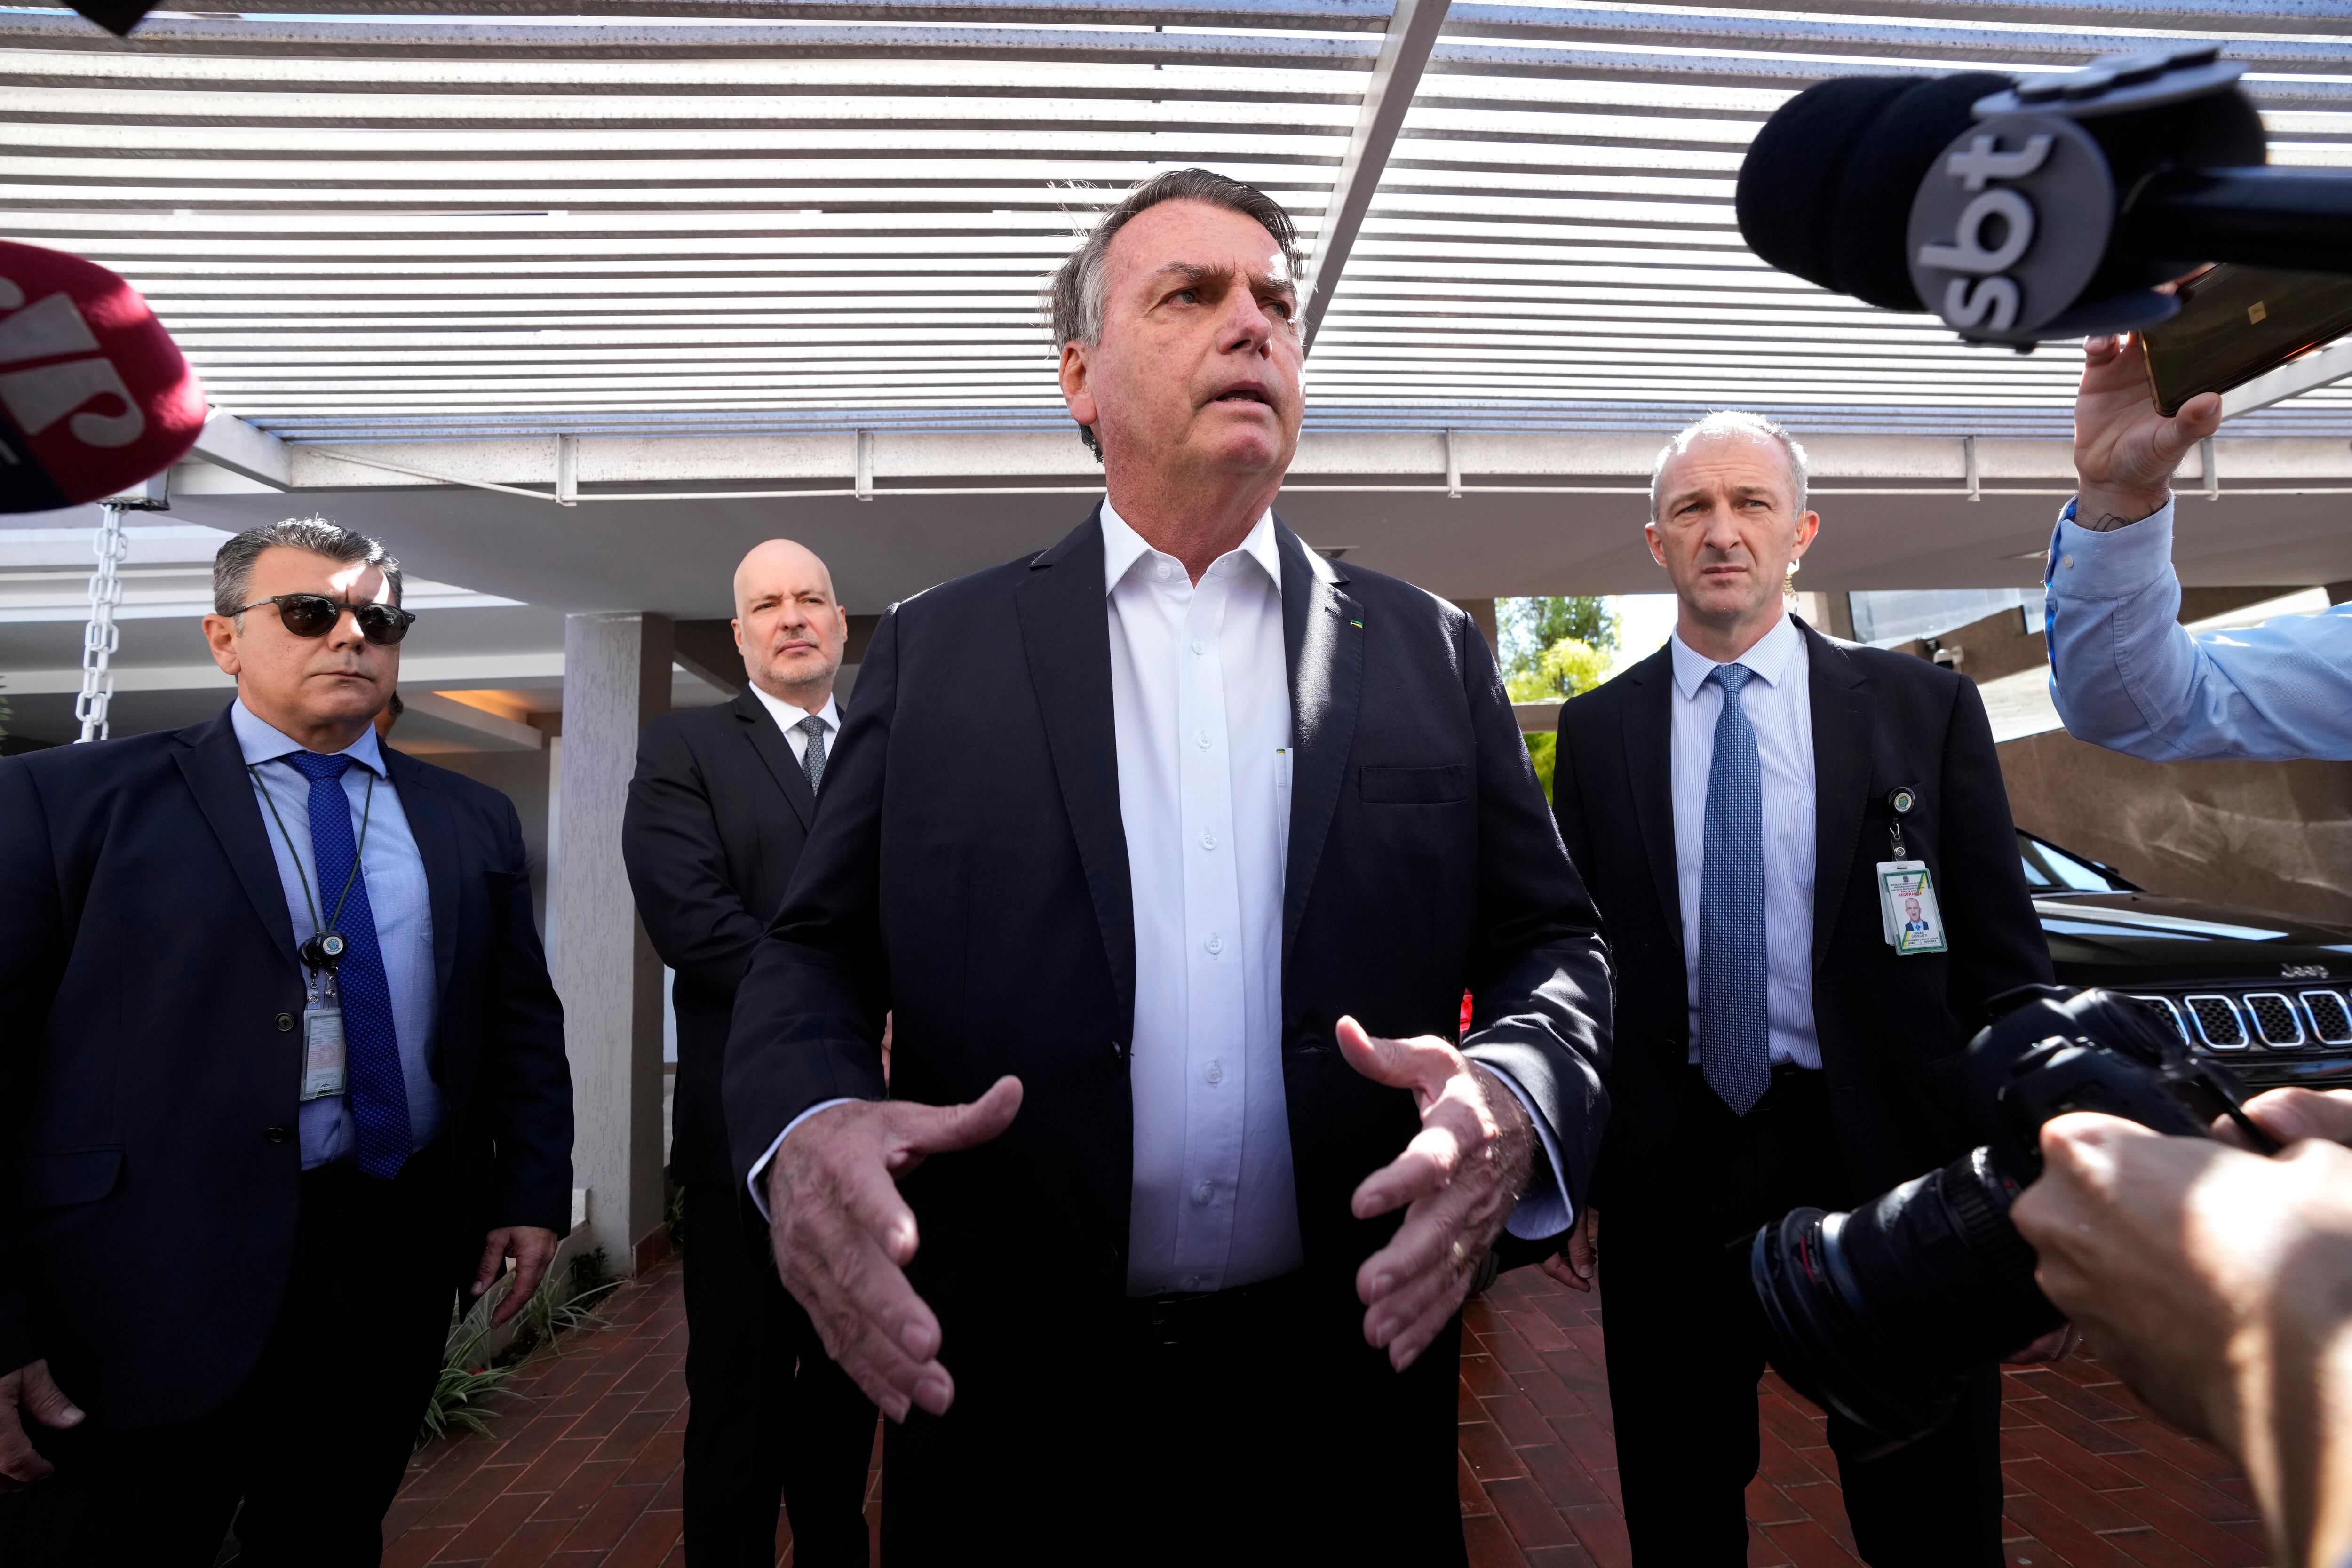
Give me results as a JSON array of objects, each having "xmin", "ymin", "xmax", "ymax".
[
  {"xmin": 300, "ymin": 971, "xmax": 347, "ymax": 1101},
  {"xmin": 1877, "ymin": 861, "xmax": 1949, "ymax": 955}
]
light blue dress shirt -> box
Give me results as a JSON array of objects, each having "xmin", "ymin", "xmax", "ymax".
[
  {"xmin": 2045, "ymin": 500, "xmax": 2352, "ymax": 762},
  {"xmin": 1667, "ymin": 614, "xmax": 1824, "ymax": 1070},
  {"xmin": 232, "ymin": 700, "xmax": 444, "ymax": 1169}
]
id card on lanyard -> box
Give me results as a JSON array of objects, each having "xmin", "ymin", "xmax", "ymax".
[
  {"xmin": 250, "ymin": 758, "xmax": 375, "ymax": 1104},
  {"xmin": 1876, "ymin": 785, "xmax": 1947, "ymax": 955},
  {"xmin": 301, "ymin": 965, "xmax": 348, "ymax": 1101}
]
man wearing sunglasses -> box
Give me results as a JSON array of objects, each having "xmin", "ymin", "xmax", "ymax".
[{"xmin": 0, "ymin": 517, "xmax": 574, "ymax": 1567}]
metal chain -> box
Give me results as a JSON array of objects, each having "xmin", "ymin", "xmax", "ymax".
[{"xmin": 73, "ymin": 503, "xmax": 127, "ymax": 743}]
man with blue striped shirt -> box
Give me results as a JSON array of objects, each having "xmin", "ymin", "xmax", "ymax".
[{"xmin": 2046, "ymin": 331, "xmax": 2352, "ymax": 762}]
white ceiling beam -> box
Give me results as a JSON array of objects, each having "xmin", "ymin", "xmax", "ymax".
[
  {"xmin": 2222, "ymin": 340, "xmax": 2352, "ymax": 422},
  {"xmin": 0, "ymin": 652, "xmax": 569, "ymax": 697},
  {"xmin": 245, "ymin": 429, "xmax": 2352, "ymax": 494},
  {"xmin": 190, "ymin": 409, "xmax": 292, "ymax": 489},
  {"xmin": 1302, "ymin": 0, "xmax": 1450, "ymax": 355},
  {"xmin": 402, "ymin": 690, "xmax": 545, "ymax": 750}
]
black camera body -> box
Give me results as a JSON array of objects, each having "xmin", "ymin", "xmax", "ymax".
[{"xmin": 1749, "ymin": 985, "xmax": 2270, "ymax": 1451}]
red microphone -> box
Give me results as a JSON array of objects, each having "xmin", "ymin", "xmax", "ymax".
[{"xmin": 0, "ymin": 240, "xmax": 206, "ymax": 513}]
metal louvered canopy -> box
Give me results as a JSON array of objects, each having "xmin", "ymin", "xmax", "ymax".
[{"xmin": 1, "ymin": 0, "xmax": 2348, "ymax": 447}]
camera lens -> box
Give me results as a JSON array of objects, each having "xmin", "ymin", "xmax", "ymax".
[{"xmin": 1750, "ymin": 1146, "xmax": 2062, "ymax": 1450}]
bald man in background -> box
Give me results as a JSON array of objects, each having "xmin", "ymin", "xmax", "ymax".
[{"xmin": 623, "ymin": 540, "xmax": 876, "ymax": 1566}]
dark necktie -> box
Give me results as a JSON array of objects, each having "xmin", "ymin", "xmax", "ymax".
[
  {"xmin": 796, "ymin": 715, "xmax": 828, "ymax": 795},
  {"xmin": 1698, "ymin": 663, "xmax": 1771, "ymax": 1116},
  {"xmin": 285, "ymin": 751, "xmax": 412, "ymax": 1179}
]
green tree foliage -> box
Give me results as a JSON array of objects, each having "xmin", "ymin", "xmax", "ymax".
[
  {"xmin": 1504, "ymin": 638, "xmax": 1611, "ymax": 704},
  {"xmin": 1499, "ymin": 596, "xmax": 1616, "ymax": 674},
  {"xmin": 1523, "ymin": 731, "xmax": 1557, "ymax": 802}
]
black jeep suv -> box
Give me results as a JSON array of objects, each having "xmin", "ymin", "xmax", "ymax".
[{"xmin": 2023, "ymin": 830, "xmax": 2352, "ymax": 1088}]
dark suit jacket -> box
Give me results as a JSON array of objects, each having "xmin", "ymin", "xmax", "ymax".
[
  {"xmin": 622, "ymin": 686, "xmax": 817, "ymax": 1189},
  {"xmin": 0, "ymin": 707, "xmax": 574, "ymax": 1429},
  {"xmin": 724, "ymin": 510, "xmax": 1612, "ymax": 1548},
  {"xmin": 1552, "ymin": 621, "xmax": 2050, "ymax": 1210}
]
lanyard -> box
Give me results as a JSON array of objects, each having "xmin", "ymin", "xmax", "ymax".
[{"xmin": 247, "ymin": 759, "xmax": 376, "ymax": 972}]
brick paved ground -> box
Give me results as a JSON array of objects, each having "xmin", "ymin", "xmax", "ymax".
[{"xmin": 384, "ymin": 1257, "xmax": 2265, "ymax": 1568}]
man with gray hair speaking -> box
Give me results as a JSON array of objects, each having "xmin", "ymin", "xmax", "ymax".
[
  {"xmin": 1548, "ymin": 412, "xmax": 2052, "ymax": 1565},
  {"xmin": 722, "ymin": 168, "xmax": 1611, "ymax": 1562}
]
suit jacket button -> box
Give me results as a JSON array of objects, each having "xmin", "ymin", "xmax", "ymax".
[
  {"xmin": 263, "ymin": 1125, "xmax": 291, "ymax": 1145},
  {"xmin": 274, "ymin": 1012, "xmax": 296, "ymax": 1033}
]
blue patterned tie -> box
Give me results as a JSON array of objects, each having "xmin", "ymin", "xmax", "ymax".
[
  {"xmin": 1699, "ymin": 663, "xmax": 1771, "ymax": 1116},
  {"xmin": 286, "ymin": 751, "xmax": 411, "ymax": 1179}
]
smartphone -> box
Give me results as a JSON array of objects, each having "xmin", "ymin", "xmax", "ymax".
[{"xmin": 2141, "ymin": 264, "xmax": 2352, "ymax": 415}]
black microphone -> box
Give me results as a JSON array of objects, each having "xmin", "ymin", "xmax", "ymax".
[{"xmin": 1737, "ymin": 48, "xmax": 2352, "ymax": 346}]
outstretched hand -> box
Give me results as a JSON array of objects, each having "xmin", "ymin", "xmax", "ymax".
[
  {"xmin": 766, "ymin": 1077, "xmax": 1023, "ymax": 1422},
  {"xmin": 1341, "ymin": 1017, "xmax": 1535, "ymax": 1371},
  {"xmin": 0, "ymin": 1360, "xmax": 81, "ymax": 1483},
  {"xmin": 2073, "ymin": 332, "xmax": 2222, "ymax": 531}
]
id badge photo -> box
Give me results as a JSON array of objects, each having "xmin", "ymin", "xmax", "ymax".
[
  {"xmin": 1877, "ymin": 862, "xmax": 1949, "ymax": 956},
  {"xmin": 300, "ymin": 969, "xmax": 348, "ymax": 1101}
]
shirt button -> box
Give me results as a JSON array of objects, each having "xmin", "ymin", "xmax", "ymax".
[
  {"xmin": 262, "ymin": 1125, "xmax": 291, "ymax": 1145},
  {"xmin": 1200, "ymin": 830, "xmax": 1217, "ymax": 851},
  {"xmin": 2060, "ymin": 554, "xmax": 2074, "ymax": 569},
  {"xmin": 1194, "ymin": 730, "xmax": 1212, "ymax": 749},
  {"xmin": 1190, "ymin": 637, "xmax": 1206, "ymax": 655},
  {"xmin": 1156, "ymin": 560, "xmax": 1174, "ymax": 580},
  {"xmin": 274, "ymin": 1012, "xmax": 296, "ymax": 1033},
  {"xmin": 1183, "ymin": 1275, "xmax": 1203, "ymax": 1291},
  {"xmin": 1203, "ymin": 934, "xmax": 1224, "ymax": 956},
  {"xmin": 1193, "ymin": 1181, "xmax": 1214, "ymax": 1206},
  {"xmin": 1204, "ymin": 1059, "xmax": 1224, "ymax": 1084}
]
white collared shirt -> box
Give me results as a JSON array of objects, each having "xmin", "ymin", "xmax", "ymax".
[
  {"xmin": 1101, "ymin": 498, "xmax": 1301, "ymax": 1295},
  {"xmin": 747, "ymin": 685, "xmax": 840, "ymax": 773},
  {"xmin": 1667, "ymin": 613, "xmax": 1822, "ymax": 1069},
  {"xmin": 750, "ymin": 504, "xmax": 1573, "ymax": 1267}
]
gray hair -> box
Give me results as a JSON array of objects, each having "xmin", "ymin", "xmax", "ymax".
[
  {"xmin": 213, "ymin": 517, "xmax": 403, "ymax": 618},
  {"xmin": 1649, "ymin": 410, "xmax": 1811, "ymax": 523},
  {"xmin": 1046, "ymin": 168, "xmax": 1304, "ymax": 459}
]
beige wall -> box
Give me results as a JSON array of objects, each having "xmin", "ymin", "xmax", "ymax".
[{"xmin": 1998, "ymin": 727, "xmax": 2352, "ymax": 927}]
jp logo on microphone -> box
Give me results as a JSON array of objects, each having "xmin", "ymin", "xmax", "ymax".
[{"xmin": 0, "ymin": 240, "xmax": 207, "ymax": 513}]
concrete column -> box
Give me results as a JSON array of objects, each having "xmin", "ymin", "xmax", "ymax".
[{"xmin": 549, "ymin": 612, "xmax": 673, "ymax": 1274}]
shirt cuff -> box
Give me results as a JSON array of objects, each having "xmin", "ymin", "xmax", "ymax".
[
  {"xmin": 2050, "ymin": 496, "xmax": 2176, "ymax": 602},
  {"xmin": 1487, "ymin": 1067, "xmax": 1574, "ymax": 1242},
  {"xmin": 745, "ymin": 1097, "xmax": 860, "ymax": 1221}
]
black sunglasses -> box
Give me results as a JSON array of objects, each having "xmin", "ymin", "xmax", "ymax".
[{"xmin": 233, "ymin": 593, "xmax": 416, "ymax": 646}]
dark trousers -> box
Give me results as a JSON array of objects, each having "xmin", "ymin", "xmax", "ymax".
[
  {"xmin": 1602, "ymin": 1066, "xmax": 2004, "ymax": 1568},
  {"xmin": 0, "ymin": 1144, "xmax": 455, "ymax": 1568},
  {"xmin": 1099, "ymin": 1266, "xmax": 1466, "ymax": 1568},
  {"xmin": 681, "ymin": 1183, "xmax": 875, "ymax": 1568}
]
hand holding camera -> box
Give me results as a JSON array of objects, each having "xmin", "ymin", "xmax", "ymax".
[{"xmin": 2013, "ymin": 1107, "xmax": 2352, "ymax": 1568}]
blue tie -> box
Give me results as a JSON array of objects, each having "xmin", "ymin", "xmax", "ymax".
[
  {"xmin": 1699, "ymin": 663, "xmax": 1771, "ymax": 1116},
  {"xmin": 286, "ymin": 751, "xmax": 412, "ymax": 1179}
]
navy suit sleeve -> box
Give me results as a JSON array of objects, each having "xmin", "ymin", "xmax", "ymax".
[
  {"xmin": 1936, "ymin": 674, "xmax": 2054, "ymax": 1029},
  {"xmin": 623, "ymin": 715, "xmax": 769, "ymax": 993},
  {"xmin": 724, "ymin": 607, "xmax": 896, "ymax": 1190},
  {"xmin": 0, "ymin": 760, "xmax": 64, "ymax": 1373},
  {"xmin": 1451, "ymin": 614, "xmax": 1614, "ymax": 1215},
  {"xmin": 482, "ymin": 793, "xmax": 576, "ymax": 1233}
]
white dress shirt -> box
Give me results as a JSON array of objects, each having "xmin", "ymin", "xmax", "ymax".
[
  {"xmin": 751, "ymin": 503, "xmax": 1572, "ymax": 1268},
  {"xmin": 1668, "ymin": 613, "xmax": 1822, "ymax": 1069},
  {"xmin": 1102, "ymin": 499, "xmax": 1302, "ymax": 1294},
  {"xmin": 747, "ymin": 685, "xmax": 840, "ymax": 773}
]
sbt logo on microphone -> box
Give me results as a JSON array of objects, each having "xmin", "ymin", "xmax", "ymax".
[{"xmin": 1905, "ymin": 112, "xmax": 2112, "ymax": 346}]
